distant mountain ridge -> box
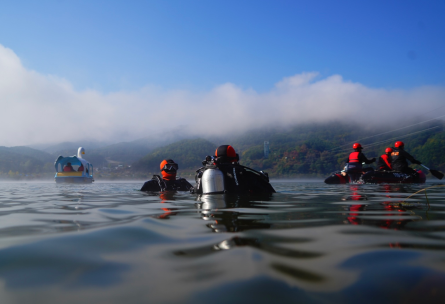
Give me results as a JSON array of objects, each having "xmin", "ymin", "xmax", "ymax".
[
  {"xmin": 36, "ymin": 141, "xmax": 111, "ymax": 155},
  {"xmin": 0, "ymin": 146, "xmax": 54, "ymax": 163},
  {"xmin": 1, "ymin": 121, "xmax": 444, "ymax": 179},
  {"xmin": 0, "ymin": 146, "xmax": 53, "ymax": 175}
]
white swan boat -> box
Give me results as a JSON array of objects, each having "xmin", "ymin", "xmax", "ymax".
[{"xmin": 54, "ymin": 147, "xmax": 94, "ymax": 183}]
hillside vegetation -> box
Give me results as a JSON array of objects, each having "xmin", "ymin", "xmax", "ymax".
[
  {"xmin": 130, "ymin": 120, "xmax": 445, "ymax": 178},
  {"xmin": 132, "ymin": 138, "xmax": 217, "ymax": 174},
  {"xmin": 0, "ymin": 147, "xmax": 54, "ymax": 178},
  {"xmin": 233, "ymin": 121, "xmax": 445, "ymax": 177},
  {"xmin": 0, "ymin": 121, "xmax": 444, "ymax": 180}
]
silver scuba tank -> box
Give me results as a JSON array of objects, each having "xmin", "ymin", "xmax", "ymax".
[{"xmin": 201, "ymin": 168, "xmax": 225, "ymax": 194}]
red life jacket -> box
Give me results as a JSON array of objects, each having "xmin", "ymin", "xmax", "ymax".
[
  {"xmin": 349, "ymin": 152, "xmax": 360, "ymax": 163},
  {"xmin": 380, "ymin": 154, "xmax": 392, "ymax": 170}
]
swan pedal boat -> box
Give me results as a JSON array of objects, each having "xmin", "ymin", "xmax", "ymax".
[{"xmin": 54, "ymin": 147, "xmax": 94, "ymax": 184}]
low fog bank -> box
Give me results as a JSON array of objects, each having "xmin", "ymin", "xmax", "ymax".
[{"xmin": 1, "ymin": 44, "xmax": 444, "ymax": 146}]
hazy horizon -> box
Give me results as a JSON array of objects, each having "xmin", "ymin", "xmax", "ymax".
[
  {"xmin": 0, "ymin": 114, "xmax": 443, "ymax": 150},
  {"xmin": 0, "ymin": 1, "xmax": 444, "ymax": 146}
]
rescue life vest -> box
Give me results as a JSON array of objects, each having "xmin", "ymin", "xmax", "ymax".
[
  {"xmin": 349, "ymin": 152, "xmax": 360, "ymax": 163},
  {"xmin": 380, "ymin": 154, "xmax": 392, "ymax": 170}
]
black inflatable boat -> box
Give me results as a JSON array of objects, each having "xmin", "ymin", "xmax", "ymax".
[
  {"xmin": 324, "ymin": 169, "xmax": 426, "ymax": 184},
  {"xmin": 361, "ymin": 170, "xmax": 426, "ymax": 184}
]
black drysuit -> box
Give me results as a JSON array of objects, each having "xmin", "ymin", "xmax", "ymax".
[
  {"xmin": 391, "ymin": 148, "xmax": 421, "ymax": 174},
  {"xmin": 193, "ymin": 163, "xmax": 275, "ymax": 195},
  {"xmin": 140, "ymin": 175, "xmax": 193, "ymax": 192}
]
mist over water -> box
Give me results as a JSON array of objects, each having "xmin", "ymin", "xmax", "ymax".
[
  {"xmin": 0, "ymin": 181, "xmax": 444, "ymax": 303},
  {"xmin": 1, "ymin": 44, "xmax": 444, "ymax": 146}
]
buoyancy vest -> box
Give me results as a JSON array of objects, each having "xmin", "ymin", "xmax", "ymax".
[
  {"xmin": 348, "ymin": 152, "xmax": 360, "ymax": 163},
  {"xmin": 379, "ymin": 154, "xmax": 392, "ymax": 170},
  {"xmin": 346, "ymin": 151, "xmax": 362, "ymax": 171}
]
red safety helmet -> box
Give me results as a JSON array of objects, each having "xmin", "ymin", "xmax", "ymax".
[
  {"xmin": 394, "ymin": 141, "xmax": 404, "ymax": 148},
  {"xmin": 385, "ymin": 147, "xmax": 393, "ymax": 153},
  {"xmin": 352, "ymin": 143, "xmax": 362, "ymax": 150}
]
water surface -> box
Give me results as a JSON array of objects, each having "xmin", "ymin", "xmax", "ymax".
[{"xmin": 0, "ymin": 180, "xmax": 444, "ymax": 304}]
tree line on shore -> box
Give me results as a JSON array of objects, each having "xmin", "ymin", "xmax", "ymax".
[{"xmin": 1, "ymin": 121, "xmax": 444, "ymax": 179}]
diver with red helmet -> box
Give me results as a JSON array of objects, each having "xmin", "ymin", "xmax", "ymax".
[
  {"xmin": 391, "ymin": 141, "xmax": 421, "ymax": 174},
  {"xmin": 377, "ymin": 148, "xmax": 393, "ymax": 171},
  {"xmin": 345, "ymin": 143, "xmax": 376, "ymax": 181},
  {"xmin": 140, "ymin": 159, "xmax": 193, "ymax": 192},
  {"xmin": 193, "ymin": 145, "xmax": 275, "ymax": 195},
  {"xmin": 346, "ymin": 143, "xmax": 376, "ymax": 169}
]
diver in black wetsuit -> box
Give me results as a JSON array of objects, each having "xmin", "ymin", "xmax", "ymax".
[
  {"xmin": 391, "ymin": 141, "xmax": 421, "ymax": 175},
  {"xmin": 140, "ymin": 159, "xmax": 193, "ymax": 192},
  {"xmin": 193, "ymin": 145, "xmax": 275, "ymax": 195}
]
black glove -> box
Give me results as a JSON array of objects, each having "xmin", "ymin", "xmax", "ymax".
[{"xmin": 413, "ymin": 160, "xmax": 421, "ymax": 165}]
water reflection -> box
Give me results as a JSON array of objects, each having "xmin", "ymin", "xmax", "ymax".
[
  {"xmin": 342, "ymin": 185, "xmax": 422, "ymax": 230},
  {"xmin": 0, "ymin": 182, "xmax": 443, "ymax": 303},
  {"xmin": 196, "ymin": 194, "xmax": 272, "ymax": 232},
  {"xmin": 157, "ymin": 192, "xmax": 178, "ymax": 219}
]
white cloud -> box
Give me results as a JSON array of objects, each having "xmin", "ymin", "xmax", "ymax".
[{"xmin": 0, "ymin": 44, "xmax": 444, "ymax": 146}]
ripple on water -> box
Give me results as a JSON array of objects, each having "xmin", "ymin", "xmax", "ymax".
[{"xmin": 0, "ymin": 181, "xmax": 442, "ymax": 303}]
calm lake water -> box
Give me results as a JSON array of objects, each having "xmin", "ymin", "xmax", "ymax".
[{"xmin": 0, "ymin": 180, "xmax": 444, "ymax": 304}]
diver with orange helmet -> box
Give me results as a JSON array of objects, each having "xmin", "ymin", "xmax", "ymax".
[
  {"xmin": 377, "ymin": 148, "xmax": 393, "ymax": 171},
  {"xmin": 140, "ymin": 159, "xmax": 193, "ymax": 192},
  {"xmin": 193, "ymin": 145, "xmax": 275, "ymax": 195},
  {"xmin": 391, "ymin": 141, "xmax": 421, "ymax": 174}
]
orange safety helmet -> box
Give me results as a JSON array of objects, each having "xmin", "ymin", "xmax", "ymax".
[
  {"xmin": 394, "ymin": 141, "xmax": 404, "ymax": 148},
  {"xmin": 352, "ymin": 143, "xmax": 362, "ymax": 150},
  {"xmin": 385, "ymin": 147, "xmax": 393, "ymax": 153}
]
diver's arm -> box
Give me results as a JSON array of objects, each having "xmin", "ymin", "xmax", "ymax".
[
  {"xmin": 403, "ymin": 150, "xmax": 421, "ymax": 165},
  {"xmin": 359, "ymin": 153, "xmax": 376, "ymax": 164},
  {"xmin": 140, "ymin": 180, "xmax": 161, "ymax": 191}
]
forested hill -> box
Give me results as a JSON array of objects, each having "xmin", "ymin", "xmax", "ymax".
[
  {"xmin": 1, "ymin": 120, "xmax": 443, "ymax": 179},
  {"xmin": 0, "ymin": 146, "xmax": 54, "ymax": 177},
  {"xmin": 227, "ymin": 121, "xmax": 445, "ymax": 177},
  {"xmin": 132, "ymin": 138, "xmax": 217, "ymax": 174},
  {"xmin": 129, "ymin": 120, "xmax": 445, "ymax": 178}
]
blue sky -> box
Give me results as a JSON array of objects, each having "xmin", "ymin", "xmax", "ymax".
[
  {"xmin": 0, "ymin": 1, "xmax": 444, "ymax": 145},
  {"xmin": 0, "ymin": 0, "xmax": 443, "ymax": 93}
]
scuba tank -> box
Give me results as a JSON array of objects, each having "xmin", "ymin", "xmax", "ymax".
[{"xmin": 201, "ymin": 168, "xmax": 225, "ymax": 194}]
